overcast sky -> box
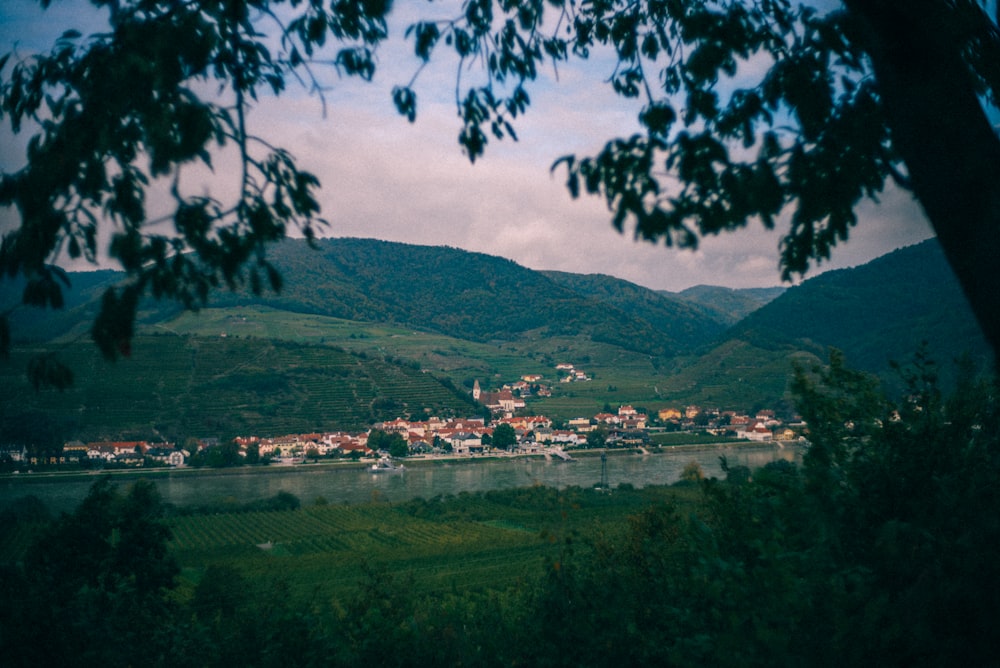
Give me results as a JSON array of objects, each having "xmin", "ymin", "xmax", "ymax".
[{"xmin": 0, "ymin": 0, "xmax": 935, "ymax": 292}]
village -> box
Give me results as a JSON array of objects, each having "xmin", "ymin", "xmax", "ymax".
[{"xmin": 2, "ymin": 363, "xmax": 800, "ymax": 469}]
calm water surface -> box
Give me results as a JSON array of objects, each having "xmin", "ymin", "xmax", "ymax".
[{"xmin": 0, "ymin": 445, "xmax": 800, "ymax": 513}]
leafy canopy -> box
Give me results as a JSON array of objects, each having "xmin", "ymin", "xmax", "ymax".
[
  {"xmin": 4, "ymin": 0, "xmax": 1000, "ymax": 378},
  {"xmin": 396, "ymin": 1, "xmax": 997, "ymax": 269},
  {"xmin": 0, "ymin": 0, "xmax": 390, "ymax": 374},
  {"xmin": 394, "ymin": 0, "xmax": 1000, "ymax": 356}
]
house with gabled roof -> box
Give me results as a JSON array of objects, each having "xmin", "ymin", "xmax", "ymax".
[
  {"xmin": 659, "ymin": 407, "xmax": 683, "ymax": 421},
  {"xmin": 146, "ymin": 447, "xmax": 186, "ymax": 467},
  {"xmin": 0, "ymin": 444, "xmax": 27, "ymax": 463},
  {"xmin": 746, "ymin": 422, "xmax": 773, "ymax": 442},
  {"xmin": 448, "ymin": 432, "xmax": 483, "ymax": 455}
]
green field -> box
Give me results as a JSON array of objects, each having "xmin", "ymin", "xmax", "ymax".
[
  {"xmin": 166, "ymin": 484, "xmax": 697, "ymax": 600},
  {"xmin": 0, "ymin": 482, "xmax": 699, "ymax": 600}
]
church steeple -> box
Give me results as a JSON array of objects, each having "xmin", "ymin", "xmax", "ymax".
[{"xmin": 472, "ymin": 379, "xmax": 481, "ymax": 401}]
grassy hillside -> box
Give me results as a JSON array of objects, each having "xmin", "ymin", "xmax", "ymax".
[
  {"xmin": 0, "ymin": 335, "xmax": 477, "ymax": 441},
  {"xmin": 656, "ymin": 339, "xmax": 822, "ymax": 412},
  {"xmin": 198, "ymin": 238, "xmax": 706, "ymax": 357}
]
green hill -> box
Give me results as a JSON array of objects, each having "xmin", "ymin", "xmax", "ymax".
[
  {"xmin": 4, "ymin": 238, "xmax": 726, "ymax": 358},
  {"xmin": 0, "ymin": 335, "xmax": 477, "ymax": 442},
  {"xmin": 2, "ymin": 236, "xmax": 991, "ymax": 440},
  {"xmin": 216, "ymin": 238, "xmax": 719, "ymax": 357},
  {"xmin": 675, "ymin": 285, "xmax": 787, "ymax": 325},
  {"xmin": 540, "ymin": 270, "xmax": 727, "ymax": 351},
  {"xmin": 725, "ymin": 239, "xmax": 993, "ymax": 391},
  {"xmin": 0, "ymin": 270, "xmax": 184, "ymax": 343}
]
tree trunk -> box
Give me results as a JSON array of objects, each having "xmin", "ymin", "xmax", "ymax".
[{"xmin": 846, "ymin": 0, "xmax": 1000, "ymax": 361}]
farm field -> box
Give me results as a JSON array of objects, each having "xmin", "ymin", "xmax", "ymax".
[{"xmin": 167, "ymin": 484, "xmax": 700, "ymax": 600}]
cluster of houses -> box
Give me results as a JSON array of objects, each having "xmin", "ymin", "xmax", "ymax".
[
  {"xmin": 555, "ymin": 363, "xmax": 591, "ymax": 383},
  {"xmin": 234, "ymin": 403, "xmax": 798, "ymax": 463},
  {"xmin": 0, "ymin": 400, "xmax": 798, "ymax": 469},
  {"xmin": 239, "ymin": 415, "xmax": 548, "ymax": 460},
  {"xmin": 656, "ymin": 406, "xmax": 800, "ymax": 442},
  {"xmin": 1, "ymin": 364, "xmax": 799, "ymax": 469},
  {"xmin": 1, "ymin": 440, "xmax": 187, "ymax": 468}
]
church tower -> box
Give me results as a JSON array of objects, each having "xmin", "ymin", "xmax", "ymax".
[{"xmin": 472, "ymin": 379, "xmax": 481, "ymax": 401}]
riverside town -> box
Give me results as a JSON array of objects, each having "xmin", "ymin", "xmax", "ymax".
[{"xmin": 2, "ymin": 369, "xmax": 801, "ymax": 470}]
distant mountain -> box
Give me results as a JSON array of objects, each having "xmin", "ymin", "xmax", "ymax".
[
  {"xmin": 5, "ymin": 238, "xmax": 727, "ymax": 358},
  {"xmin": 239, "ymin": 238, "xmax": 723, "ymax": 356},
  {"xmin": 0, "ymin": 269, "xmax": 183, "ymax": 343},
  {"xmin": 540, "ymin": 271, "xmax": 728, "ymax": 351},
  {"xmin": 725, "ymin": 239, "xmax": 992, "ymax": 388},
  {"xmin": 675, "ymin": 285, "xmax": 787, "ymax": 325}
]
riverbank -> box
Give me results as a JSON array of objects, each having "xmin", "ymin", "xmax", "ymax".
[
  {"xmin": 0, "ymin": 442, "xmax": 801, "ymax": 513},
  {"xmin": 0, "ymin": 440, "xmax": 798, "ymax": 487}
]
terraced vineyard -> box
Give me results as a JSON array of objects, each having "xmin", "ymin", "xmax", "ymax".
[
  {"xmin": 0, "ymin": 335, "xmax": 475, "ymax": 440},
  {"xmin": 168, "ymin": 484, "xmax": 692, "ymax": 599},
  {"xmin": 170, "ymin": 504, "xmax": 548, "ymax": 598}
]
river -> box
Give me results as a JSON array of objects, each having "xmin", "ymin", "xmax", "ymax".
[{"xmin": 0, "ymin": 444, "xmax": 801, "ymax": 514}]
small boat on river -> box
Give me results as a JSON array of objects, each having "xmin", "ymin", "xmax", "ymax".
[{"xmin": 371, "ymin": 456, "xmax": 405, "ymax": 473}]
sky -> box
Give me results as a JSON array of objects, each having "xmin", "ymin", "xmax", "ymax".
[{"xmin": 0, "ymin": 0, "xmax": 935, "ymax": 292}]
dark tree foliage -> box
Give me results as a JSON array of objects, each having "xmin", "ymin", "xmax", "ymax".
[
  {"xmin": 367, "ymin": 427, "xmax": 407, "ymax": 457},
  {"xmin": 396, "ymin": 0, "xmax": 1000, "ymax": 356},
  {"xmin": 586, "ymin": 423, "xmax": 608, "ymax": 448},
  {"xmin": 0, "ymin": 477, "xmax": 180, "ymax": 667},
  {"xmin": 188, "ymin": 438, "xmax": 245, "ymax": 468},
  {"xmin": 4, "ymin": 1, "xmax": 1000, "ymax": 375},
  {"xmin": 511, "ymin": 352, "xmax": 1000, "ymax": 667},
  {"xmin": 4, "ymin": 359, "xmax": 997, "ymax": 667},
  {"xmin": 0, "ymin": 0, "xmax": 391, "ymax": 382},
  {"xmin": 491, "ymin": 421, "xmax": 517, "ymax": 450}
]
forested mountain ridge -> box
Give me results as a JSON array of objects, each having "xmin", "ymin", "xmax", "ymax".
[
  {"xmin": 3, "ymin": 238, "xmax": 732, "ymax": 357},
  {"xmin": 2, "ymin": 237, "xmax": 989, "ymax": 406},
  {"xmin": 240, "ymin": 238, "xmax": 726, "ymax": 356},
  {"xmin": 539, "ymin": 270, "xmax": 729, "ymax": 350},
  {"xmin": 676, "ymin": 285, "xmax": 787, "ymax": 325},
  {"xmin": 725, "ymin": 239, "xmax": 993, "ymax": 387}
]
